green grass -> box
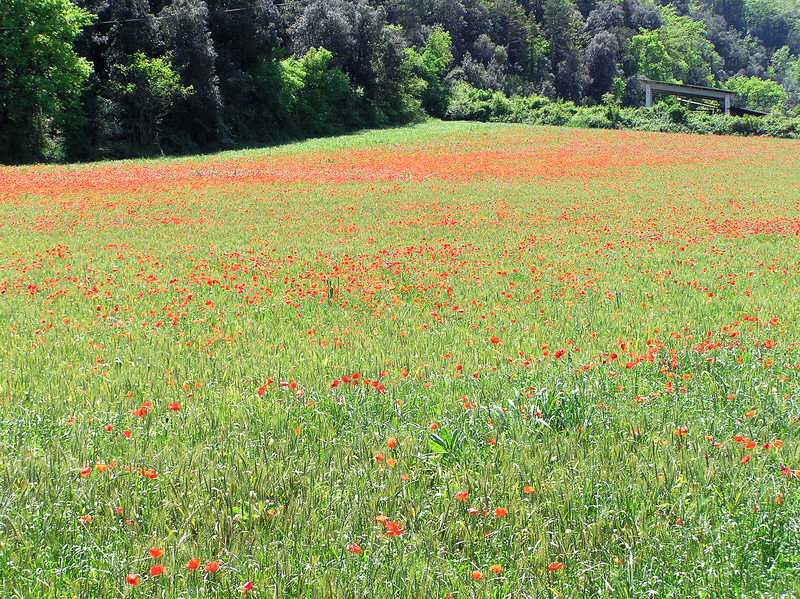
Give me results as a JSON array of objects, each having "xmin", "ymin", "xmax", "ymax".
[{"xmin": 0, "ymin": 121, "xmax": 799, "ymax": 598}]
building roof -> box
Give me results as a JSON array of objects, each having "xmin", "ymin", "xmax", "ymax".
[{"xmin": 637, "ymin": 76, "xmax": 734, "ymax": 96}]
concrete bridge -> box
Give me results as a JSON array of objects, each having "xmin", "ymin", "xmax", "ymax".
[{"xmin": 639, "ymin": 77, "xmax": 735, "ymax": 115}]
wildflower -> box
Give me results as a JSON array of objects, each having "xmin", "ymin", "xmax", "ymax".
[
  {"xmin": 186, "ymin": 558, "xmax": 201, "ymax": 570},
  {"xmin": 347, "ymin": 543, "xmax": 363, "ymax": 554},
  {"xmin": 148, "ymin": 547, "xmax": 163, "ymax": 558},
  {"xmin": 741, "ymin": 454, "xmax": 752, "ymax": 464},
  {"xmin": 471, "ymin": 571, "xmax": 484, "ymax": 580},
  {"xmin": 494, "ymin": 507, "xmax": 508, "ymax": 517},
  {"xmin": 429, "ymin": 422, "xmax": 439, "ymax": 431},
  {"xmin": 149, "ymin": 564, "xmax": 164, "ymax": 576},
  {"xmin": 204, "ymin": 561, "xmax": 220, "ymax": 573},
  {"xmin": 384, "ymin": 521, "xmax": 404, "ymax": 536},
  {"xmin": 523, "ymin": 485, "xmax": 535, "ymax": 494},
  {"xmin": 490, "ymin": 564, "xmax": 502, "ymax": 574},
  {"xmin": 168, "ymin": 402, "xmax": 180, "ymax": 411},
  {"xmin": 242, "ymin": 581, "xmax": 254, "ymax": 595},
  {"xmin": 456, "ymin": 491, "xmax": 469, "ymax": 501},
  {"xmin": 548, "ymin": 561, "xmax": 563, "ymax": 572},
  {"xmin": 386, "ymin": 437, "xmax": 398, "ymax": 448},
  {"xmin": 125, "ymin": 574, "xmax": 139, "ymax": 586}
]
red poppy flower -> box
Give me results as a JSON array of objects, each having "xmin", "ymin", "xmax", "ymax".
[
  {"xmin": 148, "ymin": 547, "xmax": 163, "ymax": 558},
  {"xmin": 186, "ymin": 557, "xmax": 201, "ymax": 570},
  {"xmin": 242, "ymin": 581, "xmax": 254, "ymax": 594},
  {"xmin": 384, "ymin": 521, "xmax": 404, "ymax": 536},
  {"xmin": 471, "ymin": 571, "xmax": 484, "ymax": 580},
  {"xmin": 205, "ymin": 561, "xmax": 220, "ymax": 573},
  {"xmin": 125, "ymin": 574, "xmax": 139, "ymax": 586},
  {"xmin": 548, "ymin": 561, "xmax": 563, "ymax": 572},
  {"xmin": 149, "ymin": 564, "xmax": 164, "ymax": 576},
  {"xmin": 494, "ymin": 507, "xmax": 508, "ymax": 517}
]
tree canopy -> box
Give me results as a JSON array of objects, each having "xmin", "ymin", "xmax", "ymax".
[{"xmin": 2, "ymin": 0, "xmax": 800, "ymax": 162}]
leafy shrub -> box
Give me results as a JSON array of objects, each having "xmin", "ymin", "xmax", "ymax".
[
  {"xmin": 443, "ymin": 85, "xmax": 800, "ymax": 138},
  {"xmin": 280, "ymin": 47, "xmax": 361, "ymax": 137}
]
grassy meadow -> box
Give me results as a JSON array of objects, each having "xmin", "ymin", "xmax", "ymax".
[{"xmin": 1, "ymin": 121, "xmax": 800, "ymax": 598}]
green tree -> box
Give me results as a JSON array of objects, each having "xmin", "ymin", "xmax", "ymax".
[
  {"xmin": 630, "ymin": 30, "xmax": 681, "ymax": 82},
  {"xmin": 281, "ymin": 47, "xmax": 360, "ymax": 135},
  {"xmin": 768, "ymin": 47, "xmax": 800, "ymax": 110},
  {"xmin": 110, "ymin": 52, "xmax": 194, "ymax": 150},
  {"xmin": 631, "ymin": 6, "xmax": 720, "ymax": 86},
  {"xmin": 743, "ymin": 0, "xmax": 794, "ymax": 49},
  {"xmin": 542, "ymin": 0, "xmax": 587, "ymax": 100},
  {"xmin": 725, "ymin": 75, "xmax": 788, "ymax": 112},
  {"xmin": 0, "ymin": 0, "xmax": 94, "ymax": 163},
  {"xmin": 404, "ymin": 25, "xmax": 455, "ymax": 116}
]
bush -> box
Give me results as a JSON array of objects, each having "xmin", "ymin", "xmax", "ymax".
[
  {"xmin": 281, "ymin": 47, "xmax": 362, "ymax": 137},
  {"xmin": 443, "ymin": 80, "xmax": 799, "ymax": 139},
  {"xmin": 444, "ymin": 81, "xmax": 495, "ymax": 121}
]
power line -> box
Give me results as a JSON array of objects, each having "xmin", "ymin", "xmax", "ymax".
[{"xmin": 0, "ymin": 3, "xmax": 290, "ymax": 32}]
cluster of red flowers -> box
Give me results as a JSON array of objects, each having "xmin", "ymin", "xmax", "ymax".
[{"xmin": 125, "ymin": 549, "xmax": 242, "ymax": 591}]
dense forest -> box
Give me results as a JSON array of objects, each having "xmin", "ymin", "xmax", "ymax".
[{"xmin": 2, "ymin": 0, "xmax": 800, "ymax": 163}]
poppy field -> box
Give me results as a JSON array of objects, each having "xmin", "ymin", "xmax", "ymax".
[{"xmin": 2, "ymin": 121, "xmax": 800, "ymax": 598}]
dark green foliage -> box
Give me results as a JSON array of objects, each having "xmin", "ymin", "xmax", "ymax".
[
  {"xmin": 157, "ymin": 0, "xmax": 225, "ymax": 151},
  {"xmin": 0, "ymin": 0, "xmax": 94, "ymax": 163},
  {"xmin": 110, "ymin": 52, "xmax": 193, "ymax": 149},
  {"xmin": 2, "ymin": 0, "xmax": 800, "ymax": 163},
  {"xmin": 281, "ymin": 48, "xmax": 362, "ymax": 136},
  {"xmin": 441, "ymin": 80, "xmax": 800, "ymax": 138}
]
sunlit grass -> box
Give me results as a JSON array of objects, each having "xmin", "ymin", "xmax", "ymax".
[{"xmin": 0, "ymin": 121, "xmax": 799, "ymax": 597}]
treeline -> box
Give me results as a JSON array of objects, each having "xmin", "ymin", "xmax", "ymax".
[{"xmin": 2, "ymin": 0, "xmax": 800, "ymax": 164}]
